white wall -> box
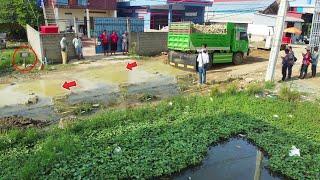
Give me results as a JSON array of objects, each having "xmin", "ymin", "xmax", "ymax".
[
  {"xmin": 57, "ymin": 8, "xmax": 116, "ymax": 31},
  {"xmin": 26, "ymin": 25, "xmax": 43, "ymax": 62}
]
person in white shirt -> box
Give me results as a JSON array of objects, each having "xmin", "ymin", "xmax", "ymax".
[
  {"xmin": 72, "ymin": 35, "xmax": 84, "ymax": 60},
  {"xmin": 60, "ymin": 35, "xmax": 68, "ymax": 64},
  {"xmin": 197, "ymin": 44, "xmax": 210, "ymax": 85}
]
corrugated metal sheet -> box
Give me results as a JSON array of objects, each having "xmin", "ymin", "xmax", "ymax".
[
  {"xmin": 89, "ymin": 0, "xmax": 116, "ymax": 10},
  {"xmin": 94, "ymin": 17, "xmax": 144, "ymax": 53}
]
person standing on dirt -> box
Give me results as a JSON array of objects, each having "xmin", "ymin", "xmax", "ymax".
[
  {"xmin": 299, "ymin": 46, "xmax": 312, "ymax": 79},
  {"xmin": 99, "ymin": 30, "xmax": 109, "ymax": 56},
  {"xmin": 281, "ymin": 48, "xmax": 294, "ymax": 81},
  {"xmin": 288, "ymin": 46, "xmax": 297, "ymax": 62},
  {"xmin": 197, "ymin": 46, "xmax": 210, "ymax": 85},
  {"xmin": 122, "ymin": 31, "xmax": 128, "ymax": 55},
  {"xmin": 110, "ymin": 31, "xmax": 119, "ymax": 55},
  {"xmin": 72, "ymin": 35, "xmax": 84, "ymax": 60},
  {"xmin": 311, "ymin": 46, "xmax": 319, "ymax": 78},
  {"xmin": 60, "ymin": 35, "xmax": 68, "ymax": 64}
]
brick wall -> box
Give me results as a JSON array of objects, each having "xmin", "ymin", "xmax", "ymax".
[
  {"xmin": 129, "ymin": 32, "xmax": 168, "ymax": 56},
  {"xmin": 40, "ymin": 33, "xmax": 76, "ymax": 64}
]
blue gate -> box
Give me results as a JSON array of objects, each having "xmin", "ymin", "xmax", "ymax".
[{"xmin": 94, "ymin": 17, "xmax": 144, "ymax": 53}]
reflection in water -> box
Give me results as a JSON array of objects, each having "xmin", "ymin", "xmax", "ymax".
[{"xmin": 173, "ymin": 138, "xmax": 281, "ymax": 180}]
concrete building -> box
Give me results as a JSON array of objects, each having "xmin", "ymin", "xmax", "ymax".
[
  {"xmin": 117, "ymin": 0, "xmax": 212, "ymax": 31},
  {"xmin": 41, "ymin": 0, "xmax": 117, "ymax": 34}
]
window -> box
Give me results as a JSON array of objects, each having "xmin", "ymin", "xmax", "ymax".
[{"xmin": 239, "ymin": 32, "xmax": 248, "ymax": 41}]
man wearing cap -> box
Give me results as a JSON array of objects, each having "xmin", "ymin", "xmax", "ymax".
[{"xmin": 300, "ymin": 46, "xmax": 312, "ymax": 79}]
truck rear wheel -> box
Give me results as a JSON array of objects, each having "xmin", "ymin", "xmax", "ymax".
[{"xmin": 233, "ymin": 52, "xmax": 243, "ymax": 65}]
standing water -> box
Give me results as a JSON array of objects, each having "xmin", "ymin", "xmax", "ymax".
[{"xmin": 173, "ymin": 138, "xmax": 282, "ymax": 180}]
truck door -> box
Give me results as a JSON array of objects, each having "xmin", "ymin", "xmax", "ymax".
[
  {"xmin": 233, "ymin": 31, "xmax": 249, "ymax": 53},
  {"xmin": 232, "ymin": 26, "xmax": 249, "ymax": 53}
]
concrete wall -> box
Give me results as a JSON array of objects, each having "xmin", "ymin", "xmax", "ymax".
[
  {"xmin": 26, "ymin": 25, "xmax": 43, "ymax": 61},
  {"xmin": 130, "ymin": 32, "xmax": 168, "ymax": 56},
  {"xmin": 40, "ymin": 33, "xmax": 76, "ymax": 64}
]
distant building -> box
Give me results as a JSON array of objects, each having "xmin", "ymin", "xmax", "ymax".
[
  {"xmin": 117, "ymin": 0, "xmax": 212, "ymax": 31},
  {"xmin": 288, "ymin": 0, "xmax": 315, "ymax": 37},
  {"xmin": 40, "ymin": 0, "xmax": 117, "ymax": 34}
]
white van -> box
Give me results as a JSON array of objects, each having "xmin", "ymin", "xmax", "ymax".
[{"xmin": 247, "ymin": 24, "xmax": 274, "ymax": 50}]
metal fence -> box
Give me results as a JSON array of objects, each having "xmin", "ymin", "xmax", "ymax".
[{"xmin": 94, "ymin": 17, "xmax": 144, "ymax": 53}]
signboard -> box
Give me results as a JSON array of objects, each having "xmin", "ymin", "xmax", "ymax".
[{"xmin": 185, "ymin": 12, "xmax": 198, "ymax": 17}]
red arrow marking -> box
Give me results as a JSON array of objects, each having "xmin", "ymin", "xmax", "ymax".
[
  {"xmin": 62, "ymin": 81, "xmax": 77, "ymax": 90},
  {"xmin": 126, "ymin": 61, "xmax": 138, "ymax": 70}
]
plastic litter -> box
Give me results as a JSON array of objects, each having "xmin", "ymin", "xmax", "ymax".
[
  {"xmin": 273, "ymin": 115, "xmax": 279, "ymax": 119},
  {"xmin": 288, "ymin": 114, "xmax": 293, "ymax": 118},
  {"xmin": 114, "ymin": 146, "xmax": 122, "ymax": 153},
  {"xmin": 210, "ymin": 97, "xmax": 213, "ymax": 102},
  {"xmin": 289, "ymin": 146, "xmax": 300, "ymax": 157},
  {"xmin": 169, "ymin": 102, "xmax": 173, "ymax": 106}
]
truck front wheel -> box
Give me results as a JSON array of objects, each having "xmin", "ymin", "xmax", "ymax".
[{"xmin": 233, "ymin": 52, "xmax": 243, "ymax": 65}]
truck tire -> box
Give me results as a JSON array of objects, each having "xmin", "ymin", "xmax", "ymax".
[{"xmin": 233, "ymin": 52, "xmax": 243, "ymax": 65}]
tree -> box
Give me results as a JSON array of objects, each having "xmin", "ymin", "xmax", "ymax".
[
  {"xmin": 0, "ymin": 0, "xmax": 43, "ymax": 27},
  {"xmin": 0, "ymin": 0, "xmax": 43, "ymax": 40}
]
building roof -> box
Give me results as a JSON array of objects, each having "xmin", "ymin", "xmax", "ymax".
[
  {"xmin": 289, "ymin": 0, "xmax": 315, "ymax": 8},
  {"xmin": 208, "ymin": 0, "xmax": 276, "ymax": 14},
  {"xmin": 208, "ymin": 12, "xmax": 304, "ymax": 24}
]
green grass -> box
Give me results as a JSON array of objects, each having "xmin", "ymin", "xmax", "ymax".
[
  {"xmin": 279, "ymin": 85, "xmax": 301, "ymax": 102},
  {"xmin": 0, "ymin": 49, "xmax": 14, "ymax": 73},
  {"xmin": 1, "ymin": 93, "xmax": 320, "ymax": 179}
]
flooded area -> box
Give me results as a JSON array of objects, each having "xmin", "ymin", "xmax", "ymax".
[
  {"xmin": 0, "ymin": 58, "xmax": 187, "ymax": 120},
  {"xmin": 173, "ymin": 138, "xmax": 282, "ymax": 180}
]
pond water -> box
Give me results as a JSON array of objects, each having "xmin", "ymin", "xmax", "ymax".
[{"xmin": 173, "ymin": 138, "xmax": 282, "ymax": 180}]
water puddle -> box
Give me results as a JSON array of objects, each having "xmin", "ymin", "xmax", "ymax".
[
  {"xmin": 0, "ymin": 59, "xmax": 185, "ymax": 120},
  {"xmin": 173, "ymin": 138, "xmax": 282, "ymax": 180}
]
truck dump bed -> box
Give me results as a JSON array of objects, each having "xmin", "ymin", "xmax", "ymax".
[{"xmin": 168, "ymin": 22, "xmax": 234, "ymax": 52}]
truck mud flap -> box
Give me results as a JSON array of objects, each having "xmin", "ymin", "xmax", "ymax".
[{"xmin": 168, "ymin": 51, "xmax": 197, "ymax": 70}]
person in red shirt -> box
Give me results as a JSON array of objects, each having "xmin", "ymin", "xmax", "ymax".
[
  {"xmin": 99, "ymin": 30, "xmax": 109, "ymax": 56},
  {"xmin": 299, "ymin": 46, "xmax": 312, "ymax": 79},
  {"xmin": 110, "ymin": 31, "xmax": 119, "ymax": 55}
]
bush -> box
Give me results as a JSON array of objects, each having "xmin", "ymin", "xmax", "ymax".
[
  {"xmin": 210, "ymin": 85, "xmax": 221, "ymax": 97},
  {"xmin": 279, "ymin": 86, "xmax": 301, "ymax": 102},
  {"xmin": 264, "ymin": 81, "xmax": 276, "ymax": 90},
  {"xmin": 246, "ymin": 83, "xmax": 264, "ymax": 95},
  {"xmin": 225, "ymin": 82, "xmax": 238, "ymax": 95}
]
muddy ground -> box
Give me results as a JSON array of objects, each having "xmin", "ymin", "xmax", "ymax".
[{"xmin": 0, "ymin": 45, "xmax": 319, "ymax": 126}]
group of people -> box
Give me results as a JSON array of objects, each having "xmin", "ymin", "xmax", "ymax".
[
  {"xmin": 99, "ymin": 30, "xmax": 128, "ymax": 56},
  {"xmin": 60, "ymin": 35, "xmax": 84, "ymax": 64},
  {"xmin": 59, "ymin": 30, "xmax": 129, "ymax": 64},
  {"xmin": 281, "ymin": 46, "xmax": 318, "ymax": 81}
]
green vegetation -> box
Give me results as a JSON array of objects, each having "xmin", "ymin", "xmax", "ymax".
[
  {"xmin": 246, "ymin": 82, "xmax": 264, "ymax": 95},
  {"xmin": 1, "ymin": 91, "xmax": 320, "ymax": 179},
  {"xmin": 279, "ymin": 85, "xmax": 301, "ymax": 102},
  {"xmin": 0, "ymin": 0, "xmax": 43, "ymax": 40},
  {"xmin": 264, "ymin": 81, "xmax": 276, "ymax": 90},
  {"xmin": 0, "ymin": 49, "xmax": 14, "ymax": 73}
]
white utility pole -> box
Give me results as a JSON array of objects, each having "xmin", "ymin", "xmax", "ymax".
[
  {"xmin": 309, "ymin": 0, "xmax": 320, "ymax": 52},
  {"xmin": 86, "ymin": 9, "xmax": 91, "ymax": 38},
  {"xmin": 265, "ymin": 0, "xmax": 289, "ymax": 81}
]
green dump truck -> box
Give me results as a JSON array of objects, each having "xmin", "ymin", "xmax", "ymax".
[{"xmin": 168, "ymin": 22, "xmax": 249, "ymax": 69}]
